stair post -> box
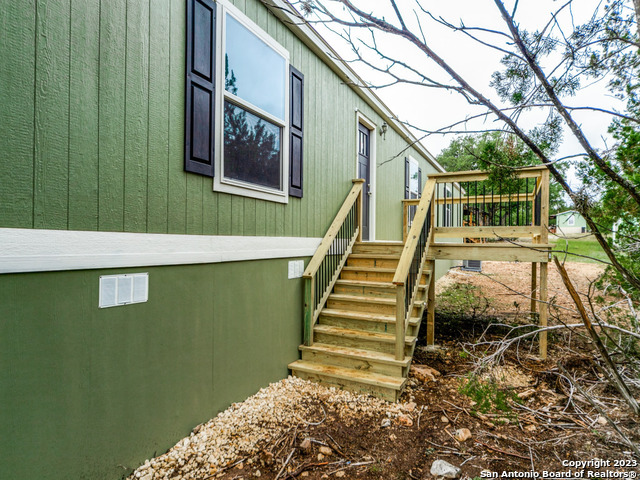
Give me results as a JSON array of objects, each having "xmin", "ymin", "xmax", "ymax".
[
  {"xmin": 303, "ymin": 276, "xmax": 315, "ymax": 346},
  {"xmin": 395, "ymin": 284, "xmax": 406, "ymax": 361},
  {"xmin": 354, "ymin": 179, "xmax": 364, "ymax": 242},
  {"xmin": 426, "ymin": 261, "xmax": 436, "ymax": 345}
]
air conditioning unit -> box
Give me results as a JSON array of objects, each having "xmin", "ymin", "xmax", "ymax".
[{"xmin": 462, "ymin": 260, "xmax": 482, "ymax": 272}]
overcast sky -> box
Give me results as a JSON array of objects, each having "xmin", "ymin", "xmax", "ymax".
[{"xmin": 304, "ymin": 0, "xmax": 624, "ymax": 187}]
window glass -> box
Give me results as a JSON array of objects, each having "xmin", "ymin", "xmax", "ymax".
[
  {"xmin": 223, "ymin": 101, "xmax": 282, "ymax": 190},
  {"xmin": 225, "ymin": 14, "xmax": 286, "ymax": 120},
  {"xmin": 409, "ymin": 159, "xmax": 419, "ymax": 199}
]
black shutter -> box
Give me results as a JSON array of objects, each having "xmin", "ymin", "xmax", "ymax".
[
  {"xmin": 418, "ymin": 167, "xmax": 422, "ymax": 198},
  {"xmin": 185, "ymin": 0, "xmax": 216, "ymax": 177},
  {"xmin": 289, "ymin": 66, "xmax": 304, "ymax": 198},
  {"xmin": 404, "ymin": 157, "xmax": 410, "ymax": 199}
]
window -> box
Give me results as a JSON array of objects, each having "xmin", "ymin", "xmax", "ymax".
[
  {"xmin": 405, "ymin": 156, "xmax": 422, "ymax": 228},
  {"xmin": 185, "ymin": 0, "xmax": 303, "ymax": 203},
  {"xmin": 567, "ymin": 214, "xmax": 575, "ymax": 226},
  {"xmin": 408, "ymin": 157, "xmax": 420, "ymax": 199},
  {"xmin": 443, "ymin": 186, "xmax": 453, "ymax": 227},
  {"xmin": 216, "ymin": 3, "xmax": 289, "ymax": 202}
]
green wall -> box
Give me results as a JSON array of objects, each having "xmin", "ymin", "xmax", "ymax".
[
  {"xmin": 556, "ymin": 211, "xmax": 587, "ymax": 229},
  {"xmin": 0, "ymin": 0, "xmax": 437, "ymax": 241},
  {"xmin": 0, "ymin": 258, "xmax": 304, "ymax": 479}
]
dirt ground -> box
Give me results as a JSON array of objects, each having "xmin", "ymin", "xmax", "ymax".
[{"xmin": 130, "ymin": 261, "xmax": 640, "ymax": 480}]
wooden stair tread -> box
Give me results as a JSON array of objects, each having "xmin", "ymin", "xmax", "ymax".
[
  {"xmin": 289, "ymin": 360, "xmax": 406, "ymax": 390},
  {"xmin": 328, "ymin": 294, "xmax": 426, "ymax": 309},
  {"xmin": 314, "ymin": 324, "xmax": 416, "ymax": 344},
  {"xmin": 354, "ymin": 241, "xmax": 403, "ymax": 246},
  {"xmin": 321, "ymin": 308, "xmax": 421, "ymax": 325},
  {"xmin": 335, "ymin": 279, "xmax": 426, "ymax": 289},
  {"xmin": 300, "ymin": 343, "xmax": 411, "ymax": 366},
  {"xmin": 342, "ymin": 266, "xmax": 397, "ymax": 273},
  {"xmin": 348, "ymin": 254, "xmax": 401, "ymax": 259},
  {"xmin": 330, "ymin": 294, "xmax": 394, "ymax": 305}
]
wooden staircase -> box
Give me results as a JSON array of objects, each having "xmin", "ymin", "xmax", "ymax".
[{"xmin": 289, "ymin": 242, "xmax": 434, "ymax": 401}]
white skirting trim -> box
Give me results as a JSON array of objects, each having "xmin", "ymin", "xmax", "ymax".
[{"xmin": 0, "ymin": 228, "xmax": 322, "ymax": 274}]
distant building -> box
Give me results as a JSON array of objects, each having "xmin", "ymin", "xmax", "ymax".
[{"xmin": 552, "ymin": 210, "xmax": 589, "ymax": 234}]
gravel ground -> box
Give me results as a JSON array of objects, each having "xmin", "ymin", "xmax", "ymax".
[{"xmin": 128, "ymin": 377, "xmax": 411, "ymax": 480}]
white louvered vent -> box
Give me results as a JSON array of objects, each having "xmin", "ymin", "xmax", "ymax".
[{"xmin": 99, "ymin": 273, "xmax": 149, "ymax": 308}]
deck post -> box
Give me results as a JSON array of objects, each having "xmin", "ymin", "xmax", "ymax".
[
  {"xmin": 395, "ymin": 285, "xmax": 406, "ymax": 361},
  {"xmin": 426, "ymin": 261, "xmax": 436, "ymax": 345},
  {"xmin": 354, "ymin": 179, "xmax": 364, "ymax": 242},
  {"xmin": 303, "ymin": 276, "xmax": 315, "ymax": 346},
  {"xmin": 539, "ymin": 170, "xmax": 549, "ymax": 359},
  {"xmin": 530, "ymin": 262, "xmax": 538, "ymax": 318},
  {"xmin": 539, "ymin": 262, "xmax": 548, "ymax": 359},
  {"xmin": 402, "ymin": 202, "xmax": 408, "ymax": 243}
]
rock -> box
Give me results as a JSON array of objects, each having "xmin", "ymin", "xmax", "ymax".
[
  {"xmin": 381, "ymin": 418, "xmax": 392, "ymax": 428},
  {"xmin": 430, "ymin": 459, "xmax": 461, "ymax": 478},
  {"xmin": 389, "ymin": 434, "xmax": 397, "ymax": 441},
  {"xmin": 317, "ymin": 453, "xmax": 325, "ymax": 461},
  {"xmin": 404, "ymin": 401, "xmax": 417, "ymax": 412},
  {"xmin": 254, "ymin": 470, "xmax": 261, "ymax": 477},
  {"xmin": 398, "ymin": 415, "xmax": 414, "ymax": 427},
  {"xmin": 300, "ymin": 438, "xmax": 312, "ymax": 451},
  {"xmin": 319, "ymin": 446, "xmax": 333, "ymax": 456},
  {"xmin": 300, "ymin": 473, "xmax": 309, "ymax": 477},
  {"xmin": 440, "ymin": 416, "xmax": 449, "ymax": 424},
  {"xmin": 597, "ymin": 416, "xmax": 608, "ymax": 426},
  {"xmin": 140, "ymin": 474, "xmax": 153, "ymax": 480},
  {"xmin": 453, "ymin": 428, "xmax": 472, "ymax": 442},
  {"xmin": 524, "ymin": 424, "xmax": 536, "ymax": 432},
  {"xmin": 410, "ymin": 365, "xmax": 441, "ymax": 383},
  {"xmin": 335, "ymin": 471, "xmax": 345, "ymax": 478}
]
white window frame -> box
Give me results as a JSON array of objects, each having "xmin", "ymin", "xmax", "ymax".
[{"xmin": 213, "ymin": 0, "xmax": 290, "ymax": 204}]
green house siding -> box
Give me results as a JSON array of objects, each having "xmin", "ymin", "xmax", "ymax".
[
  {"xmin": 0, "ymin": 1, "xmax": 457, "ymax": 478},
  {"xmin": 0, "ymin": 0, "xmax": 437, "ymax": 241},
  {"xmin": 0, "ymin": 258, "xmax": 304, "ymax": 480}
]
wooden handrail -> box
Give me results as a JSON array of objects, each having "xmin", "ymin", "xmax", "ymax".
[
  {"xmin": 433, "ymin": 193, "xmax": 536, "ymax": 205},
  {"xmin": 303, "ymin": 179, "xmax": 364, "ymax": 278},
  {"xmin": 393, "ymin": 179, "xmax": 436, "ymax": 286},
  {"xmin": 427, "ymin": 166, "xmax": 545, "ymax": 183}
]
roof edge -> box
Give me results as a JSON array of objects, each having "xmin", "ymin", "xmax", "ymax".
[{"xmin": 260, "ymin": 0, "xmax": 446, "ymax": 173}]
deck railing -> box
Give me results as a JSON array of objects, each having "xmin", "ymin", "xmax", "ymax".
[
  {"xmin": 403, "ymin": 166, "xmax": 549, "ymax": 242},
  {"xmin": 302, "ymin": 179, "xmax": 364, "ymax": 346},
  {"xmin": 393, "ymin": 179, "xmax": 436, "ymax": 360}
]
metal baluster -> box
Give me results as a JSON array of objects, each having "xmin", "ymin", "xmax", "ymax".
[
  {"xmin": 475, "ymin": 181, "xmax": 478, "ymax": 227},
  {"xmin": 517, "ymin": 178, "xmax": 520, "ymax": 226},
  {"xmin": 526, "ymin": 178, "xmax": 530, "ymax": 225},
  {"xmin": 499, "ymin": 178, "xmax": 502, "ymax": 226},
  {"xmin": 509, "ymin": 188, "xmax": 513, "ymax": 226}
]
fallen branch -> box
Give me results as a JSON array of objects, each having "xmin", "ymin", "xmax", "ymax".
[
  {"xmin": 275, "ymin": 449, "xmax": 295, "ymax": 480},
  {"xmin": 474, "ymin": 439, "xmax": 530, "ymax": 459},
  {"xmin": 557, "ymin": 363, "xmax": 640, "ymax": 459},
  {"xmin": 554, "ymin": 256, "xmax": 640, "ymax": 415}
]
